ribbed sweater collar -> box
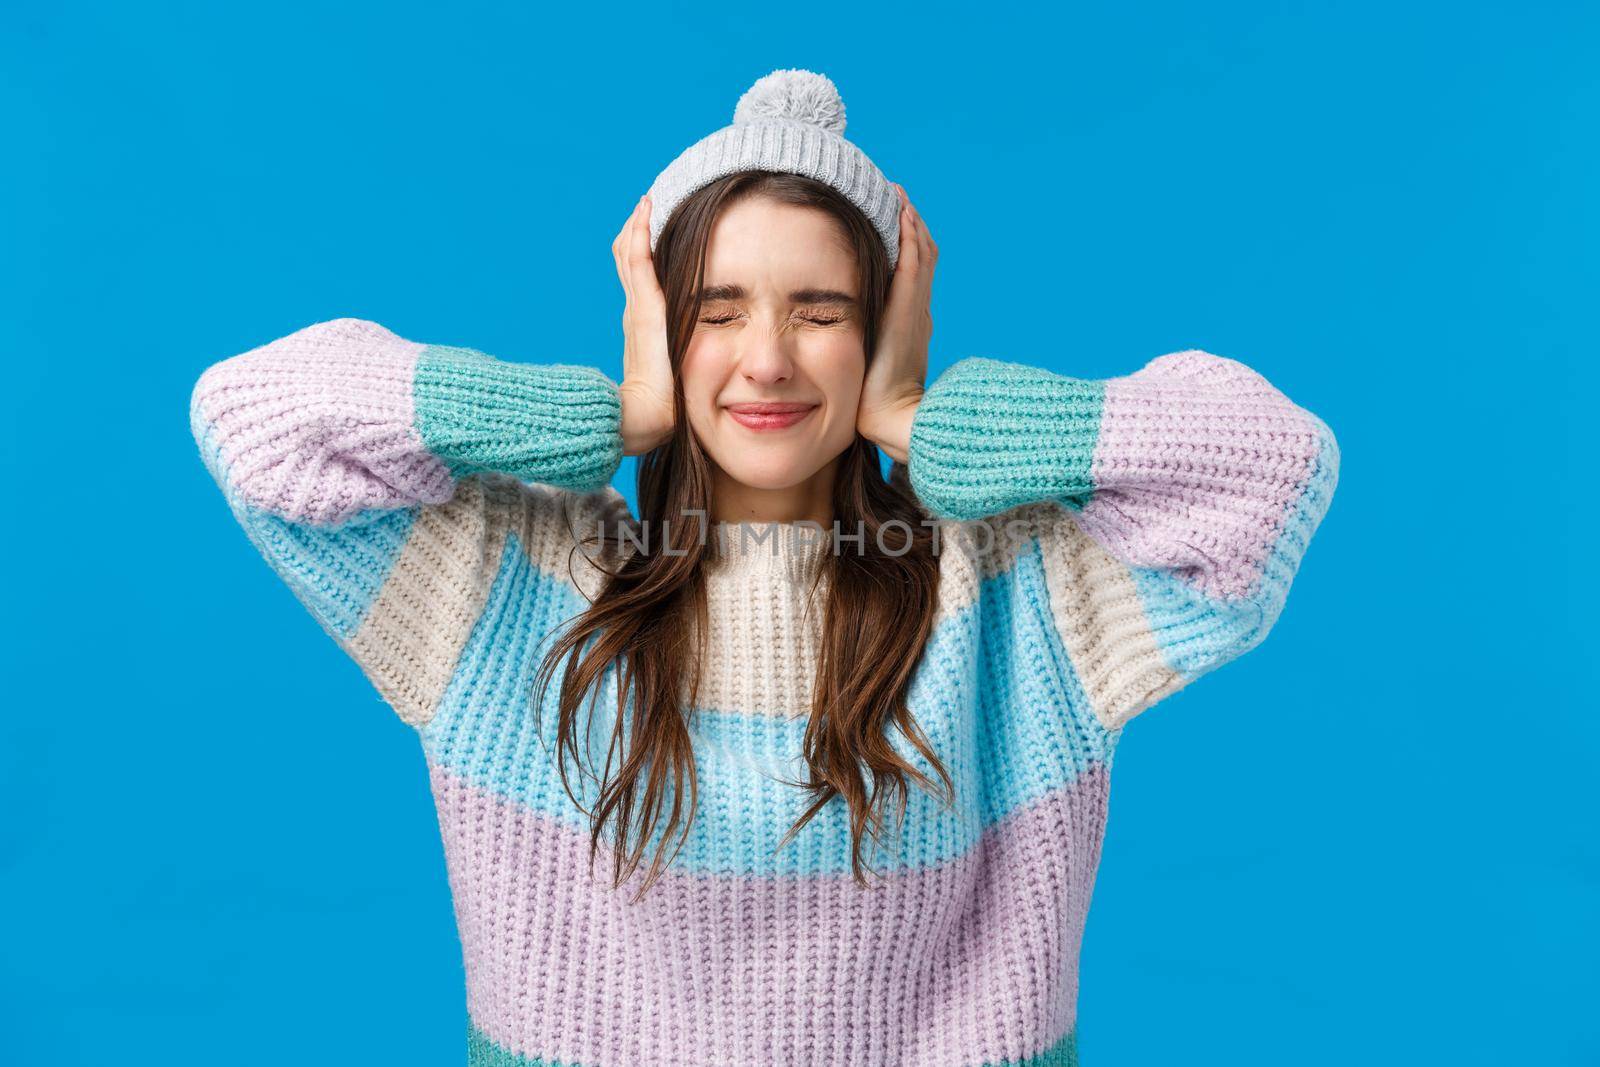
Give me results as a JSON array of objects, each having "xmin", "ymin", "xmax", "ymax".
[{"xmin": 704, "ymin": 521, "xmax": 833, "ymax": 586}]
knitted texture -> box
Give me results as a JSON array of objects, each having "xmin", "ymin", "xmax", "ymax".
[
  {"xmin": 189, "ymin": 318, "xmax": 1338, "ymax": 1065},
  {"xmin": 645, "ymin": 69, "xmax": 901, "ymax": 269},
  {"xmin": 414, "ymin": 345, "xmax": 622, "ymax": 491}
]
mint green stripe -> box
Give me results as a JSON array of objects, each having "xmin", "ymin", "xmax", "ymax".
[
  {"xmin": 908, "ymin": 356, "xmax": 1104, "ymax": 521},
  {"xmin": 465, "ymin": 1024, "xmax": 537, "ymax": 1067},
  {"xmin": 466, "ymin": 1023, "xmax": 1078, "ymax": 1066},
  {"xmin": 413, "ymin": 344, "xmax": 623, "ymax": 492}
]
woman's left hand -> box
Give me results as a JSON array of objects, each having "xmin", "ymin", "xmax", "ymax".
[{"xmin": 857, "ymin": 184, "xmax": 937, "ymax": 464}]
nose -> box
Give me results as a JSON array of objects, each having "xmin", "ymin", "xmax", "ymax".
[{"xmin": 737, "ymin": 325, "xmax": 794, "ymax": 387}]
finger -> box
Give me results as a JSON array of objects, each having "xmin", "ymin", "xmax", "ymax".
[
  {"xmin": 885, "ymin": 206, "xmax": 921, "ymax": 321},
  {"xmin": 895, "ymin": 206, "xmax": 920, "ymax": 282},
  {"xmin": 905, "ymin": 197, "xmax": 930, "ymax": 249},
  {"xmin": 904, "ymin": 200, "xmax": 937, "ymax": 283},
  {"xmin": 906, "ymin": 204, "xmax": 929, "ymax": 281},
  {"xmin": 621, "ymin": 199, "xmax": 650, "ymax": 302},
  {"xmin": 907, "ymin": 200, "xmax": 937, "ymax": 264},
  {"xmin": 615, "ymin": 196, "xmax": 643, "ymax": 258},
  {"xmin": 896, "ymin": 187, "xmax": 917, "ymax": 254},
  {"xmin": 615, "ymin": 198, "xmax": 643, "ymax": 287},
  {"xmin": 629, "ymin": 197, "xmax": 666, "ymax": 306},
  {"xmin": 629, "ymin": 196, "xmax": 654, "ymax": 268},
  {"xmin": 892, "ymin": 210, "xmax": 933, "ymax": 324},
  {"xmin": 622, "ymin": 197, "xmax": 652, "ymax": 301}
]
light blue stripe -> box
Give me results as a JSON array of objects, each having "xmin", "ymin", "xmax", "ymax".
[
  {"xmin": 247, "ymin": 508, "xmax": 415, "ymax": 638},
  {"xmin": 193, "ymin": 421, "xmax": 415, "ymax": 639},
  {"xmin": 419, "ymin": 531, "xmax": 1116, "ymax": 877},
  {"xmin": 1131, "ymin": 414, "xmax": 1340, "ymax": 677}
]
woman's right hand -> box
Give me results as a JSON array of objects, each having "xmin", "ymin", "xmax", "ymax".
[{"xmin": 613, "ymin": 195, "xmax": 677, "ymax": 456}]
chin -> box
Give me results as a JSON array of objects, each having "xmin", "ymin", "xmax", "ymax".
[{"xmin": 717, "ymin": 456, "xmax": 823, "ymax": 492}]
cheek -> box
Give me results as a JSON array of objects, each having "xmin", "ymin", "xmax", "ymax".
[
  {"xmin": 807, "ymin": 335, "xmax": 867, "ymax": 414},
  {"xmin": 679, "ymin": 337, "xmax": 728, "ymax": 436}
]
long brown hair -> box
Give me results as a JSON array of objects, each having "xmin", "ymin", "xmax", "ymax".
[{"xmin": 534, "ymin": 171, "xmax": 948, "ymax": 898}]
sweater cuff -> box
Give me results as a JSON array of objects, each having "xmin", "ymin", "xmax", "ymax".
[
  {"xmin": 413, "ymin": 345, "xmax": 624, "ymax": 493},
  {"xmin": 907, "ymin": 357, "xmax": 1105, "ymax": 521}
]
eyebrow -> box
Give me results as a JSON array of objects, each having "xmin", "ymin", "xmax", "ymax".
[{"xmin": 698, "ymin": 284, "xmax": 856, "ymax": 305}]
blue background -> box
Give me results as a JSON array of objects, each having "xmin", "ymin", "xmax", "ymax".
[{"xmin": 5, "ymin": 2, "xmax": 1595, "ymax": 1063}]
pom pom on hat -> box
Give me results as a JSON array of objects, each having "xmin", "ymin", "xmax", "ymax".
[
  {"xmin": 732, "ymin": 69, "xmax": 847, "ymax": 134},
  {"xmin": 646, "ymin": 67, "xmax": 898, "ymax": 267}
]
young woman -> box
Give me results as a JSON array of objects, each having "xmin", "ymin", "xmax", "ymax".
[{"xmin": 190, "ymin": 70, "xmax": 1338, "ymax": 1067}]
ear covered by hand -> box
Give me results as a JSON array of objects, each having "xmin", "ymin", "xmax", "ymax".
[
  {"xmin": 612, "ymin": 184, "xmax": 937, "ymax": 463},
  {"xmin": 614, "ymin": 195, "xmax": 677, "ymax": 457},
  {"xmin": 857, "ymin": 183, "xmax": 938, "ymax": 464}
]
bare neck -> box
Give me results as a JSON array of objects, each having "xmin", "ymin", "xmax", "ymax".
[{"xmin": 708, "ymin": 455, "xmax": 839, "ymax": 527}]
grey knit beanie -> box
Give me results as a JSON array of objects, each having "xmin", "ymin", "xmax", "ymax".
[{"xmin": 645, "ymin": 69, "xmax": 901, "ymax": 270}]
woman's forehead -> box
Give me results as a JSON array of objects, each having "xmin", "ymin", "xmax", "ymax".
[{"xmin": 702, "ymin": 198, "xmax": 857, "ymax": 293}]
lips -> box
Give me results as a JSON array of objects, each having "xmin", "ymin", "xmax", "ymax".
[{"xmin": 724, "ymin": 402, "xmax": 818, "ymax": 431}]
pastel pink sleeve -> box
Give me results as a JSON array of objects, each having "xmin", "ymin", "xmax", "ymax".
[
  {"xmin": 1073, "ymin": 350, "xmax": 1337, "ymax": 602},
  {"xmin": 188, "ymin": 317, "xmax": 628, "ymax": 729},
  {"xmin": 909, "ymin": 351, "xmax": 1339, "ymax": 728},
  {"xmin": 189, "ymin": 317, "xmax": 623, "ymax": 525}
]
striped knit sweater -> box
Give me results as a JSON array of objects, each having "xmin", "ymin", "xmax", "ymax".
[{"xmin": 188, "ymin": 317, "xmax": 1338, "ymax": 1067}]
